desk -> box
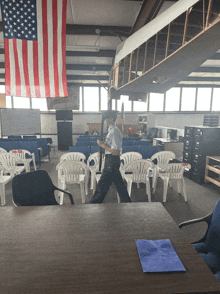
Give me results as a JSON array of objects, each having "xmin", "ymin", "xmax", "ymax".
[{"xmin": 1, "ymin": 203, "xmax": 220, "ymax": 294}]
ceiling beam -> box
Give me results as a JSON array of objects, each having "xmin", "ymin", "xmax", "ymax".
[
  {"xmin": 194, "ymin": 67, "xmax": 220, "ymax": 73},
  {"xmin": 66, "ymin": 50, "xmax": 116, "ymax": 57},
  {"xmin": 67, "ymin": 82, "xmax": 109, "ymax": 88},
  {"xmin": 66, "ymin": 75, "xmax": 109, "ymax": 81},
  {"xmin": 183, "ymin": 77, "xmax": 220, "ymax": 82},
  {"xmin": 131, "ymin": 0, "xmax": 164, "ymax": 34},
  {"xmin": 0, "ymin": 63, "xmax": 112, "ymax": 72},
  {"xmin": 0, "ymin": 22, "xmax": 131, "ymax": 37},
  {"xmin": 178, "ymin": 84, "xmax": 220, "ymax": 88}
]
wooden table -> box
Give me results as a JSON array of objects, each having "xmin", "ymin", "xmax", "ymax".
[{"xmin": 1, "ymin": 203, "xmax": 220, "ymax": 294}]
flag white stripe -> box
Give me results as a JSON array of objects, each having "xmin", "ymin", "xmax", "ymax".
[
  {"xmin": 16, "ymin": 40, "xmax": 26, "ymax": 97},
  {"xmin": 57, "ymin": 0, "xmax": 64, "ymax": 97},
  {"xmin": 27, "ymin": 41, "xmax": 36, "ymax": 98},
  {"xmin": 36, "ymin": 0, "xmax": 45, "ymax": 98},
  {"xmin": 9, "ymin": 39, "xmax": 16, "ymax": 97},
  {"xmin": 47, "ymin": 0, "xmax": 55, "ymax": 97}
]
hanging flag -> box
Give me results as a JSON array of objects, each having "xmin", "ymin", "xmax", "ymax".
[{"xmin": 1, "ymin": 0, "xmax": 68, "ymax": 98}]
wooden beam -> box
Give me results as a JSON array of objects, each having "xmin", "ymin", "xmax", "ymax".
[
  {"xmin": 66, "ymin": 50, "xmax": 116, "ymax": 57},
  {"xmin": 67, "ymin": 83, "xmax": 109, "ymax": 88}
]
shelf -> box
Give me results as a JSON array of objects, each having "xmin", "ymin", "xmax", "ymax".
[
  {"xmin": 206, "ymin": 164, "xmax": 220, "ymax": 175},
  {"xmin": 205, "ymin": 156, "xmax": 220, "ymax": 186},
  {"xmin": 205, "ymin": 176, "xmax": 220, "ymax": 187}
]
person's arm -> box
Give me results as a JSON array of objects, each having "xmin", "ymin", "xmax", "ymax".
[{"xmin": 97, "ymin": 140, "xmax": 120, "ymax": 156}]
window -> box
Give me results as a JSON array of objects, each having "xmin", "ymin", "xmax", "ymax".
[
  {"xmin": 165, "ymin": 88, "xmax": 180, "ymax": 111},
  {"xmin": 83, "ymin": 87, "xmax": 99, "ymax": 112},
  {"xmin": 149, "ymin": 93, "xmax": 164, "ymax": 111},
  {"xmin": 101, "ymin": 87, "xmax": 108, "ymax": 111},
  {"xmin": 181, "ymin": 88, "xmax": 196, "ymax": 111},
  {"xmin": 133, "ymin": 100, "xmax": 147, "ymax": 111},
  {"xmin": 13, "ymin": 97, "xmax": 30, "ymax": 109},
  {"xmin": 212, "ymin": 88, "xmax": 220, "ymax": 111},
  {"xmin": 117, "ymin": 95, "xmax": 132, "ymax": 111},
  {"xmin": 0, "ymin": 85, "xmax": 5, "ymax": 93},
  {"xmin": 196, "ymin": 88, "xmax": 211, "ymax": 111},
  {"xmin": 32, "ymin": 98, "xmax": 48, "ymax": 111},
  {"xmin": 111, "ymin": 99, "xmax": 116, "ymax": 110}
]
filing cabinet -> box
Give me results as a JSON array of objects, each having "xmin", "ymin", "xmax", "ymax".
[{"xmin": 183, "ymin": 126, "xmax": 220, "ymax": 182}]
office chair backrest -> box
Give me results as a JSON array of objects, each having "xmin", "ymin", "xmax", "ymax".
[
  {"xmin": 12, "ymin": 170, "xmax": 58, "ymax": 206},
  {"xmin": 146, "ymin": 128, "xmax": 158, "ymax": 140},
  {"xmin": 205, "ymin": 199, "xmax": 220, "ymax": 254}
]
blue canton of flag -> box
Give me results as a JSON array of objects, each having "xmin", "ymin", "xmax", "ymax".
[{"xmin": 1, "ymin": 0, "xmax": 37, "ymax": 41}]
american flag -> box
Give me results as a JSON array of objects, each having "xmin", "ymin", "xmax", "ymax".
[{"xmin": 1, "ymin": 0, "xmax": 68, "ymax": 98}]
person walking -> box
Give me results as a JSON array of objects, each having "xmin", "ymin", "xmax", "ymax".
[{"xmin": 90, "ymin": 111, "xmax": 131, "ymax": 203}]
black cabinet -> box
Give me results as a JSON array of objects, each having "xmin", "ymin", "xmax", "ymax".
[
  {"xmin": 183, "ymin": 126, "xmax": 220, "ymax": 182},
  {"xmin": 57, "ymin": 122, "xmax": 72, "ymax": 151}
]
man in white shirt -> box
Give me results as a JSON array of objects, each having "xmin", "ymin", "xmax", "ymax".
[{"xmin": 90, "ymin": 111, "xmax": 131, "ymax": 203}]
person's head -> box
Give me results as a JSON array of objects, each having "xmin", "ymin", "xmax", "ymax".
[{"xmin": 104, "ymin": 116, "xmax": 116, "ymax": 126}]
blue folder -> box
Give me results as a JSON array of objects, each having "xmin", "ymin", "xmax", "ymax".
[{"xmin": 136, "ymin": 239, "xmax": 186, "ymax": 272}]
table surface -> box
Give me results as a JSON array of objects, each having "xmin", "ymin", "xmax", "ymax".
[{"xmin": 1, "ymin": 203, "xmax": 220, "ymax": 294}]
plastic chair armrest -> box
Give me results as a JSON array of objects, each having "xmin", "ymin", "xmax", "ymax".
[
  {"xmin": 179, "ymin": 212, "xmax": 212, "ymax": 229},
  {"xmin": 55, "ymin": 186, "xmax": 74, "ymax": 205}
]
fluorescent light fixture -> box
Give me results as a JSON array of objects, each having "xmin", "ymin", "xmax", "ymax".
[{"xmin": 66, "ymin": 45, "xmax": 100, "ymax": 52}]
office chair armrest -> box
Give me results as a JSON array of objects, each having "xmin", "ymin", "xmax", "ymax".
[
  {"xmin": 179, "ymin": 212, "xmax": 213, "ymax": 243},
  {"xmin": 55, "ymin": 186, "xmax": 74, "ymax": 205}
]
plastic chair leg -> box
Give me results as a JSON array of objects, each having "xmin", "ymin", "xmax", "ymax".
[
  {"xmin": 177, "ymin": 180, "xmax": 181, "ymax": 193},
  {"xmin": 146, "ymin": 180, "xmax": 151, "ymax": 202},
  {"xmin": 152, "ymin": 168, "xmax": 159, "ymax": 194},
  {"xmin": 117, "ymin": 193, "xmax": 120, "ymax": 203},
  {"xmin": 137, "ymin": 183, "xmax": 140, "ymax": 189},
  {"xmin": 163, "ymin": 178, "xmax": 169, "ymax": 202},
  {"xmin": 80, "ymin": 181, "xmax": 86, "ymax": 204},
  {"xmin": 182, "ymin": 178, "xmax": 187, "ymax": 202},
  {"xmin": 0, "ymin": 183, "xmax": 5, "ymax": 206},
  {"xmin": 127, "ymin": 180, "xmax": 132, "ymax": 197}
]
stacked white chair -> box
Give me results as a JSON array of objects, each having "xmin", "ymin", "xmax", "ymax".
[
  {"xmin": 56, "ymin": 160, "xmax": 88, "ymax": 204},
  {"xmin": 59, "ymin": 152, "xmax": 88, "ymax": 195},
  {"xmin": 120, "ymin": 152, "xmax": 142, "ymax": 186},
  {"xmin": 9, "ymin": 149, "xmax": 36, "ymax": 172},
  {"xmin": 150, "ymin": 151, "xmax": 176, "ymax": 194},
  {"xmin": 0, "ymin": 153, "xmax": 25, "ymax": 177},
  {"xmin": 87, "ymin": 152, "xmax": 105, "ymax": 190},
  {"xmin": 158, "ymin": 163, "xmax": 191, "ymax": 202},
  {"xmin": 123, "ymin": 159, "xmax": 154, "ymax": 202}
]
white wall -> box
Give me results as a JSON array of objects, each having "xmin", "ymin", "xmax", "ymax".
[{"xmin": 40, "ymin": 111, "xmax": 220, "ymax": 145}]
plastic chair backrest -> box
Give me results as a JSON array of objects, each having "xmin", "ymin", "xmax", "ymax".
[
  {"xmin": 87, "ymin": 152, "xmax": 100, "ymax": 167},
  {"xmin": 125, "ymin": 159, "xmax": 154, "ymax": 182},
  {"xmin": 151, "ymin": 151, "xmax": 176, "ymax": 168},
  {"xmin": 56, "ymin": 160, "xmax": 88, "ymax": 184},
  {"xmin": 9, "ymin": 149, "xmax": 32, "ymax": 160},
  {"xmin": 0, "ymin": 147, "xmax": 7, "ymax": 153},
  {"xmin": 120, "ymin": 152, "xmax": 142, "ymax": 167},
  {"xmin": 0, "ymin": 153, "xmax": 19, "ymax": 169},
  {"xmin": 12, "ymin": 170, "xmax": 58, "ymax": 206},
  {"xmin": 60, "ymin": 152, "xmax": 86, "ymax": 163},
  {"xmin": 18, "ymin": 141, "xmax": 39, "ymax": 162},
  {"xmin": 162, "ymin": 163, "xmax": 191, "ymax": 179},
  {"xmin": 205, "ymin": 199, "xmax": 220, "ymax": 253}
]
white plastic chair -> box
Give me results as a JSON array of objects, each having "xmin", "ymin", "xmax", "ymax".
[
  {"xmin": 60, "ymin": 152, "xmax": 88, "ymax": 194},
  {"xmin": 56, "ymin": 160, "xmax": 88, "ymax": 204},
  {"xmin": 150, "ymin": 151, "xmax": 176, "ymax": 194},
  {"xmin": 0, "ymin": 153, "xmax": 25, "ymax": 177},
  {"xmin": 0, "ymin": 147, "xmax": 7, "ymax": 153},
  {"xmin": 9, "ymin": 149, "xmax": 36, "ymax": 172},
  {"xmin": 0, "ymin": 171, "xmax": 12, "ymax": 206},
  {"xmin": 158, "ymin": 163, "xmax": 191, "ymax": 202},
  {"xmin": 60, "ymin": 152, "xmax": 86, "ymax": 163},
  {"xmin": 87, "ymin": 152, "xmax": 105, "ymax": 190},
  {"xmin": 120, "ymin": 152, "xmax": 142, "ymax": 180},
  {"xmin": 123, "ymin": 159, "xmax": 154, "ymax": 202}
]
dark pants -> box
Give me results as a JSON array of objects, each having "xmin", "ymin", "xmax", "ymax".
[{"xmin": 90, "ymin": 154, "xmax": 131, "ymax": 203}]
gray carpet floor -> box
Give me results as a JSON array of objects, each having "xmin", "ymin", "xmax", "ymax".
[{"xmin": 2, "ymin": 148, "xmax": 220, "ymax": 243}]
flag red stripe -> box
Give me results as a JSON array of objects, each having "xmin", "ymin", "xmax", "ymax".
[
  {"xmin": 42, "ymin": 0, "xmax": 50, "ymax": 97},
  {"xmin": 4, "ymin": 39, "xmax": 10, "ymax": 96},
  {"xmin": 33, "ymin": 41, "xmax": 41, "ymax": 98},
  {"xmin": 52, "ymin": 0, "xmax": 60, "ymax": 97},
  {"xmin": 22, "ymin": 40, "xmax": 31, "ymax": 97},
  {"xmin": 62, "ymin": 0, "xmax": 68, "ymax": 97},
  {"xmin": 13, "ymin": 39, "xmax": 21, "ymax": 97}
]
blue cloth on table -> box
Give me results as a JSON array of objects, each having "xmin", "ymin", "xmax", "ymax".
[{"xmin": 136, "ymin": 239, "xmax": 186, "ymax": 272}]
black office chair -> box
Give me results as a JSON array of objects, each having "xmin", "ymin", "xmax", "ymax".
[
  {"xmin": 12, "ymin": 170, "xmax": 74, "ymax": 206},
  {"xmin": 179, "ymin": 199, "xmax": 220, "ymax": 281},
  {"xmin": 146, "ymin": 128, "xmax": 158, "ymax": 142}
]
